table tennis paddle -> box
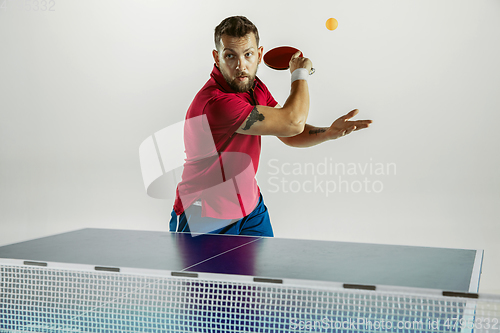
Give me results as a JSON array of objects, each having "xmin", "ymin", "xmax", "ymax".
[{"xmin": 263, "ymin": 46, "xmax": 315, "ymax": 74}]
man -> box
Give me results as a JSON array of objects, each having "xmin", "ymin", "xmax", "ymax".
[{"xmin": 170, "ymin": 16, "xmax": 371, "ymax": 237}]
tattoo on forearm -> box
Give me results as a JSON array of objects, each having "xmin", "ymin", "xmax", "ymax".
[
  {"xmin": 309, "ymin": 128, "xmax": 327, "ymax": 135},
  {"xmin": 242, "ymin": 107, "xmax": 265, "ymax": 130}
]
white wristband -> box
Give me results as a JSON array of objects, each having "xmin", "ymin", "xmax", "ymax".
[{"xmin": 291, "ymin": 68, "xmax": 309, "ymax": 83}]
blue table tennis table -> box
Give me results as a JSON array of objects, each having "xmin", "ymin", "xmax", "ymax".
[{"xmin": 0, "ymin": 228, "xmax": 491, "ymax": 332}]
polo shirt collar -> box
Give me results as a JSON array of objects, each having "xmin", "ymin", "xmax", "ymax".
[{"xmin": 211, "ymin": 64, "xmax": 257, "ymax": 93}]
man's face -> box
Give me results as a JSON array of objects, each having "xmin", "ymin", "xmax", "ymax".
[{"xmin": 212, "ymin": 33, "xmax": 263, "ymax": 93}]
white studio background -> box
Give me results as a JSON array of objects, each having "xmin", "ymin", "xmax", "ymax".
[{"xmin": 0, "ymin": 0, "xmax": 499, "ymax": 294}]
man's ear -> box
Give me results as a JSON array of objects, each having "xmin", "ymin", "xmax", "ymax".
[
  {"xmin": 257, "ymin": 46, "xmax": 263, "ymax": 64},
  {"xmin": 212, "ymin": 49, "xmax": 219, "ymax": 67}
]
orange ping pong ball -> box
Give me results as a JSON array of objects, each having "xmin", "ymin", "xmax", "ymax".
[{"xmin": 326, "ymin": 18, "xmax": 338, "ymax": 31}]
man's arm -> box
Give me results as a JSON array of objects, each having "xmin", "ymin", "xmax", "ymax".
[
  {"xmin": 235, "ymin": 52, "xmax": 312, "ymax": 137},
  {"xmin": 278, "ymin": 108, "xmax": 372, "ymax": 148}
]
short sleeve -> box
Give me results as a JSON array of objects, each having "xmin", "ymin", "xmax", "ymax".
[
  {"xmin": 204, "ymin": 94, "xmax": 254, "ymax": 145},
  {"xmin": 256, "ymin": 79, "xmax": 278, "ymax": 107},
  {"xmin": 267, "ymin": 92, "xmax": 278, "ymax": 108}
]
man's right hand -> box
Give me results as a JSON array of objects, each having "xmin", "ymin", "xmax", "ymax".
[{"xmin": 289, "ymin": 51, "xmax": 313, "ymax": 74}]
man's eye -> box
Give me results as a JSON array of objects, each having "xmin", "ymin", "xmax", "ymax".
[
  {"xmin": 226, "ymin": 54, "xmax": 234, "ymax": 58},
  {"xmin": 246, "ymin": 52, "xmax": 252, "ymax": 57}
]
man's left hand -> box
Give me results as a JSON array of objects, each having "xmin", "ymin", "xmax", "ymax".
[{"xmin": 327, "ymin": 109, "xmax": 372, "ymax": 140}]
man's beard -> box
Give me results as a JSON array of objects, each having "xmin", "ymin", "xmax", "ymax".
[{"xmin": 221, "ymin": 67, "xmax": 258, "ymax": 93}]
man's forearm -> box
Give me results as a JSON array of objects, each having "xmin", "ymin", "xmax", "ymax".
[
  {"xmin": 278, "ymin": 124, "xmax": 330, "ymax": 148},
  {"xmin": 280, "ymin": 80, "xmax": 310, "ymax": 131}
]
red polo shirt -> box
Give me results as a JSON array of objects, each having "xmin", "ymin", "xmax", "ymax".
[{"xmin": 173, "ymin": 65, "xmax": 278, "ymax": 219}]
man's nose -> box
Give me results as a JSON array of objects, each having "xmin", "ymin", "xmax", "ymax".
[{"xmin": 236, "ymin": 56, "xmax": 247, "ymax": 71}]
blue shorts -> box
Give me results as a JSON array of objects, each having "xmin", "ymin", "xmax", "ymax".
[{"xmin": 169, "ymin": 193, "xmax": 273, "ymax": 237}]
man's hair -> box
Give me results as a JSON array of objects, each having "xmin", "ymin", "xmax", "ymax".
[{"xmin": 214, "ymin": 16, "xmax": 259, "ymax": 51}]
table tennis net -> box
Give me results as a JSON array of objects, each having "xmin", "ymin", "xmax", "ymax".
[{"xmin": 1, "ymin": 264, "xmax": 499, "ymax": 333}]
